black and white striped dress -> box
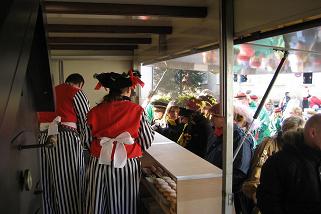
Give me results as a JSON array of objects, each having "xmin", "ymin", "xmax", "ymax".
[
  {"xmin": 39, "ymin": 90, "xmax": 90, "ymax": 214},
  {"xmin": 85, "ymin": 112, "xmax": 154, "ymax": 214}
]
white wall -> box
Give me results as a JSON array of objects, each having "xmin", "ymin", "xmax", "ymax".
[
  {"xmin": 139, "ymin": 65, "xmax": 153, "ymax": 105},
  {"xmin": 50, "ymin": 60, "xmax": 60, "ymax": 85},
  {"xmin": 50, "ymin": 58, "xmax": 132, "ymax": 107}
]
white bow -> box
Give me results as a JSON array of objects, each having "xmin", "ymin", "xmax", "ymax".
[
  {"xmin": 47, "ymin": 116, "xmax": 61, "ymax": 136},
  {"xmin": 99, "ymin": 132, "xmax": 134, "ymax": 168}
]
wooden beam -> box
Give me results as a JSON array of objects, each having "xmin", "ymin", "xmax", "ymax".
[
  {"xmin": 49, "ymin": 44, "xmax": 138, "ymax": 50},
  {"xmin": 47, "ymin": 24, "xmax": 172, "ymax": 34},
  {"xmin": 48, "ymin": 37, "xmax": 152, "ymax": 44},
  {"xmin": 45, "ymin": 1, "xmax": 207, "ymax": 18}
]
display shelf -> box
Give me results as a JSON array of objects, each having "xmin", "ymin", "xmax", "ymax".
[
  {"xmin": 141, "ymin": 132, "xmax": 222, "ymax": 214},
  {"xmin": 141, "ymin": 178, "xmax": 171, "ymax": 214}
]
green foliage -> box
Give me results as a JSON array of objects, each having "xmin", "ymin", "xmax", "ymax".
[
  {"xmin": 153, "ymin": 68, "xmax": 206, "ymax": 99},
  {"xmin": 176, "ymin": 94, "xmax": 196, "ymax": 107},
  {"xmin": 152, "ymin": 95, "xmax": 171, "ymax": 104}
]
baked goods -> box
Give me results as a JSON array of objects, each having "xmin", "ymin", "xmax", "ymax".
[
  {"xmin": 150, "ymin": 165, "xmax": 157, "ymax": 173},
  {"xmin": 142, "ymin": 167, "xmax": 152, "ymax": 176},
  {"xmin": 143, "ymin": 164, "xmax": 177, "ymax": 212}
]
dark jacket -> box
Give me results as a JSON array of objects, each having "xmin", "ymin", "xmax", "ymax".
[
  {"xmin": 206, "ymin": 124, "xmax": 254, "ymax": 192},
  {"xmin": 185, "ymin": 112, "xmax": 216, "ymax": 159},
  {"xmin": 257, "ymin": 132, "xmax": 321, "ymax": 214},
  {"xmin": 153, "ymin": 119, "xmax": 184, "ymax": 142}
]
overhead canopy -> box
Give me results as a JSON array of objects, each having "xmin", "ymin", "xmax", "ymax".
[{"xmin": 44, "ymin": 0, "xmax": 321, "ymax": 64}]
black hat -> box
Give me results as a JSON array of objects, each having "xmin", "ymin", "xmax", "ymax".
[
  {"xmin": 94, "ymin": 69, "xmax": 144, "ymax": 90},
  {"xmin": 151, "ymin": 101, "xmax": 168, "ymax": 109},
  {"xmin": 95, "ymin": 72, "xmax": 131, "ymax": 90},
  {"xmin": 179, "ymin": 107, "xmax": 194, "ymax": 117}
]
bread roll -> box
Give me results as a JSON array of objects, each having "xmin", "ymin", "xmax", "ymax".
[
  {"xmin": 142, "ymin": 167, "xmax": 152, "ymax": 176},
  {"xmin": 157, "ymin": 167, "xmax": 164, "ymax": 173},
  {"xmin": 150, "ymin": 165, "xmax": 157, "ymax": 172}
]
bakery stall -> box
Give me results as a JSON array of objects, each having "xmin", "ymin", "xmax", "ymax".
[{"xmin": 140, "ymin": 133, "xmax": 222, "ymax": 214}]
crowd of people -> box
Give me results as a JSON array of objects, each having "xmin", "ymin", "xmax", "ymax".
[
  {"xmin": 146, "ymin": 88, "xmax": 321, "ymax": 214},
  {"xmin": 37, "ymin": 70, "xmax": 321, "ymax": 214}
]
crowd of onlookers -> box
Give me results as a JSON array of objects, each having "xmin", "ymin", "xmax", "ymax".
[{"xmin": 144, "ymin": 89, "xmax": 321, "ymax": 214}]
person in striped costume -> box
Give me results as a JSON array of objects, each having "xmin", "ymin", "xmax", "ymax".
[
  {"xmin": 85, "ymin": 70, "xmax": 155, "ymax": 214},
  {"xmin": 38, "ymin": 73, "xmax": 91, "ymax": 214}
]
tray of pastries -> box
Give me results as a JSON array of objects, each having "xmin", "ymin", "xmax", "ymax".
[{"xmin": 142, "ymin": 165, "xmax": 177, "ymax": 214}]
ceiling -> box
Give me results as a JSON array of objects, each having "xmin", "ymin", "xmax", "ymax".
[
  {"xmin": 44, "ymin": 0, "xmax": 321, "ymax": 64},
  {"xmin": 45, "ymin": 0, "xmax": 212, "ymax": 61}
]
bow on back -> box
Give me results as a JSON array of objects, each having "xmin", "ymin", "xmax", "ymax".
[{"xmin": 99, "ymin": 132, "xmax": 134, "ymax": 168}]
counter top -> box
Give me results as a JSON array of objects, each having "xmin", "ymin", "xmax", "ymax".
[{"xmin": 146, "ymin": 133, "xmax": 222, "ymax": 181}]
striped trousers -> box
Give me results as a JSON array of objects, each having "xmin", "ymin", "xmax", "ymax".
[
  {"xmin": 39, "ymin": 130, "xmax": 85, "ymax": 214},
  {"xmin": 85, "ymin": 156, "xmax": 141, "ymax": 214}
]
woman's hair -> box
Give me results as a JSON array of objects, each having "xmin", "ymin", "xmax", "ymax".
[
  {"xmin": 281, "ymin": 116, "xmax": 305, "ymax": 133},
  {"xmin": 162, "ymin": 101, "xmax": 180, "ymax": 120},
  {"xmin": 291, "ymin": 106, "xmax": 303, "ymax": 116},
  {"xmin": 233, "ymin": 103, "xmax": 261, "ymax": 130},
  {"xmin": 275, "ymin": 117, "xmax": 305, "ymax": 148},
  {"xmin": 102, "ymin": 87, "xmax": 128, "ymax": 103}
]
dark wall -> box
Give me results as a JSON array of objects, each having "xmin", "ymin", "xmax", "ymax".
[
  {"xmin": 1, "ymin": 77, "xmax": 43, "ymax": 214},
  {"xmin": 0, "ymin": 0, "xmax": 54, "ymax": 213}
]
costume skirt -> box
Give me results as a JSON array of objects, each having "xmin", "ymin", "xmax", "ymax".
[
  {"xmin": 85, "ymin": 156, "xmax": 141, "ymax": 214},
  {"xmin": 39, "ymin": 129, "xmax": 85, "ymax": 214}
]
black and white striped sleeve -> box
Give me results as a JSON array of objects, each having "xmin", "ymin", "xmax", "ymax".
[
  {"xmin": 138, "ymin": 111, "xmax": 155, "ymax": 151},
  {"xmin": 73, "ymin": 90, "xmax": 91, "ymax": 150}
]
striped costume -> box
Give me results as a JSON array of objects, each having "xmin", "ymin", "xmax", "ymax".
[
  {"xmin": 38, "ymin": 83, "xmax": 90, "ymax": 214},
  {"xmin": 85, "ymin": 99, "xmax": 154, "ymax": 214}
]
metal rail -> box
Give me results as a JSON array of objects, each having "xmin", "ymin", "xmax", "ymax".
[{"xmin": 233, "ymin": 50, "xmax": 289, "ymax": 161}]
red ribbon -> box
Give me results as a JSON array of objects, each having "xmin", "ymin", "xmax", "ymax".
[
  {"xmin": 94, "ymin": 82, "xmax": 102, "ymax": 90},
  {"xmin": 129, "ymin": 68, "xmax": 145, "ymax": 88}
]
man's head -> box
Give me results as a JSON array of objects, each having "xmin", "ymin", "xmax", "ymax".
[
  {"xmin": 65, "ymin": 73, "xmax": 84, "ymax": 89},
  {"xmin": 304, "ymin": 114, "xmax": 321, "ymax": 151}
]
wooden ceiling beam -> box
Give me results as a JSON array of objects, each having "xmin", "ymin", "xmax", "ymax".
[
  {"xmin": 45, "ymin": 1, "xmax": 207, "ymax": 18},
  {"xmin": 49, "ymin": 44, "xmax": 138, "ymax": 50},
  {"xmin": 48, "ymin": 37, "xmax": 152, "ymax": 44},
  {"xmin": 47, "ymin": 24, "xmax": 172, "ymax": 34}
]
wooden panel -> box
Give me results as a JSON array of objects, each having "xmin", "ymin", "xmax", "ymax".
[
  {"xmin": 45, "ymin": 1, "xmax": 207, "ymax": 18},
  {"xmin": 48, "ymin": 37, "xmax": 152, "ymax": 44},
  {"xmin": 177, "ymin": 178, "xmax": 222, "ymax": 214},
  {"xmin": 47, "ymin": 24, "xmax": 173, "ymax": 34},
  {"xmin": 49, "ymin": 44, "xmax": 138, "ymax": 50}
]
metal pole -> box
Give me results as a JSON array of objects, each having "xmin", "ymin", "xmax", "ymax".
[
  {"xmin": 151, "ymin": 67, "xmax": 168, "ymax": 98},
  {"xmin": 219, "ymin": 0, "xmax": 234, "ymax": 213},
  {"xmin": 233, "ymin": 50, "xmax": 289, "ymax": 161}
]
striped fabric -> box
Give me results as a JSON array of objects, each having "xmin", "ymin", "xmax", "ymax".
[
  {"xmin": 39, "ymin": 130, "xmax": 84, "ymax": 214},
  {"xmin": 40, "ymin": 90, "xmax": 90, "ymax": 214},
  {"xmin": 85, "ymin": 157, "xmax": 141, "ymax": 214},
  {"xmin": 138, "ymin": 111, "xmax": 155, "ymax": 151},
  {"xmin": 85, "ymin": 112, "xmax": 154, "ymax": 214},
  {"xmin": 73, "ymin": 90, "xmax": 91, "ymax": 150}
]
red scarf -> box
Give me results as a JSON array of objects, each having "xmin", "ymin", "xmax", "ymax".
[{"xmin": 214, "ymin": 127, "xmax": 223, "ymax": 137}]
